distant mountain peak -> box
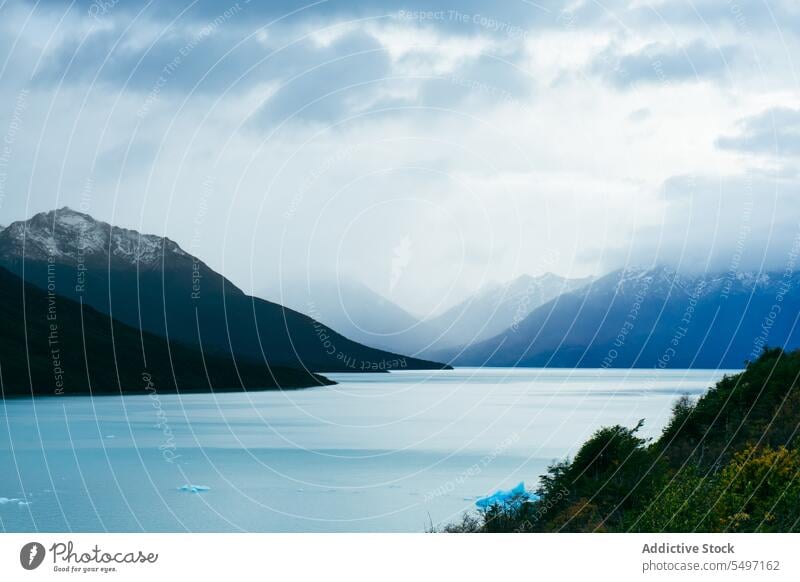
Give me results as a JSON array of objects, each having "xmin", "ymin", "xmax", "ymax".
[
  {"xmin": 445, "ymin": 264, "xmax": 800, "ymax": 369},
  {"xmin": 0, "ymin": 207, "xmax": 190, "ymax": 269},
  {"xmin": 416, "ymin": 271, "xmax": 595, "ymax": 352},
  {"xmin": 472, "ymin": 272, "xmax": 592, "ymax": 299}
]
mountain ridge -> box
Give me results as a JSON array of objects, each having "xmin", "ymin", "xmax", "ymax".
[
  {"xmin": 440, "ymin": 266, "xmax": 800, "ymax": 369},
  {"xmin": 0, "ymin": 207, "xmax": 200, "ymax": 273},
  {"xmin": 0, "ymin": 208, "xmax": 450, "ymax": 373}
]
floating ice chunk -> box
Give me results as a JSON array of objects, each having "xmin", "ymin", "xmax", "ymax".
[
  {"xmin": 179, "ymin": 484, "xmax": 210, "ymax": 493},
  {"xmin": 475, "ymin": 482, "xmax": 537, "ymax": 509}
]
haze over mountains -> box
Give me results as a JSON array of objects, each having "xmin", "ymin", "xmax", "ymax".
[
  {"xmin": 0, "ymin": 208, "xmax": 449, "ymax": 381},
  {"xmin": 424, "ymin": 273, "xmax": 594, "ymax": 351},
  {"xmin": 262, "ymin": 273, "xmax": 593, "ymax": 357},
  {"xmin": 262, "ymin": 279, "xmax": 428, "ymax": 356}
]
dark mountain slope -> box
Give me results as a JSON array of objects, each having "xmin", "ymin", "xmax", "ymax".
[{"xmin": 0, "ymin": 266, "xmax": 332, "ymax": 396}]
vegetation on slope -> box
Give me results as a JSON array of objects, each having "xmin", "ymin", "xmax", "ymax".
[{"xmin": 443, "ymin": 348, "xmax": 800, "ymax": 532}]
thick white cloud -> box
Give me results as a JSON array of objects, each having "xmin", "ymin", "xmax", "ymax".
[{"xmin": 0, "ymin": 0, "xmax": 798, "ymax": 315}]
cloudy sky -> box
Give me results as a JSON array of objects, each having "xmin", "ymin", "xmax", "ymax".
[{"xmin": 0, "ymin": 0, "xmax": 798, "ymax": 316}]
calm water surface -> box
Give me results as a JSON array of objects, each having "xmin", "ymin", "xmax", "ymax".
[{"xmin": 0, "ymin": 368, "xmax": 735, "ymax": 532}]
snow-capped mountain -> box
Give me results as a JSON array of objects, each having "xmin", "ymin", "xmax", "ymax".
[
  {"xmin": 0, "ymin": 207, "xmax": 190, "ymax": 270},
  {"xmin": 600, "ymin": 265, "xmax": 786, "ymax": 299},
  {"xmin": 442, "ymin": 266, "xmax": 800, "ymax": 369},
  {"xmin": 0, "ymin": 208, "xmax": 449, "ymax": 373}
]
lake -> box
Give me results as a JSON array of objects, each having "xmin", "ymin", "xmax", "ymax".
[{"xmin": 0, "ymin": 368, "xmax": 734, "ymax": 532}]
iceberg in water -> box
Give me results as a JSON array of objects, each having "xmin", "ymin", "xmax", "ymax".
[
  {"xmin": 178, "ymin": 484, "xmax": 210, "ymax": 494},
  {"xmin": 475, "ymin": 482, "xmax": 537, "ymax": 509}
]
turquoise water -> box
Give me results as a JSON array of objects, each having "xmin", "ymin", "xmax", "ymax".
[{"xmin": 0, "ymin": 368, "xmax": 733, "ymax": 532}]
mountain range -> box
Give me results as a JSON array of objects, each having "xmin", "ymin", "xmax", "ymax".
[
  {"xmin": 441, "ymin": 266, "xmax": 800, "ymax": 369},
  {"xmin": 0, "ymin": 208, "xmax": 449, "ymax": 387},
  {"xmin": 3, "ymin": 207, "xmax": 797, "ymax": 381}
]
